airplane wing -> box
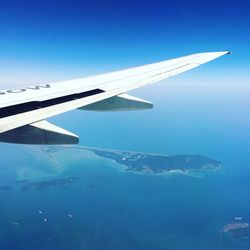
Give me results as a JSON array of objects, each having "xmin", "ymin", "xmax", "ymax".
[{"xmin": 0, "ymin": 51, "xmax": 230, "ymax": 144}]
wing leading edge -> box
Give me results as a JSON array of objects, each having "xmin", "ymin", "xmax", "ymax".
[{"xmin": 0, "ymin": 51, "xmax": 230, "ymax": 144}]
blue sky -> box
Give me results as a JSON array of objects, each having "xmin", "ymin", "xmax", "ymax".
[{"xmin": 0, "ymin": 0, "xmax": 249, "ymax": 86}]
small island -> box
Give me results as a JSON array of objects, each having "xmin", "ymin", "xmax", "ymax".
[
  {"xmin": 221, "ymin": 220, "xmax": 250, "ymax": 246},
  {"xmin": 0, "ymin": 185, "xmax": 13, "ymax": 192},
  {"xmin": 19, "ymin": 177, "xmax": 78, "ymax": 191}
]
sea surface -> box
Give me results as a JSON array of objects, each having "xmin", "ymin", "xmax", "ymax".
[{"xmin": 0, "ymin": 85, "xmax": 250, "ymax": 250}]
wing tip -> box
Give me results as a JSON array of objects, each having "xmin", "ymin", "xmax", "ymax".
[
  {"xmin": 211, "ymin": 51, "xmax": 231, "ymax": 56},
  {"xmin": 199, "ymin": 51, "xmax": 231, "ymax": 56}
]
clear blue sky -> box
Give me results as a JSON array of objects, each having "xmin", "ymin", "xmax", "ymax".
[{"xmin": 0, "ymin": 0, "xmax": 249, "ymax": 87}]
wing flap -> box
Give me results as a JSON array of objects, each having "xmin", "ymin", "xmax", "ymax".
[
  {"xmin": 79, "ymin": 93, "xmax": 153, "ymax": 111},
  {"xmin": 0, "ymin": 120, "xmax": 79, "ymax": 144}
]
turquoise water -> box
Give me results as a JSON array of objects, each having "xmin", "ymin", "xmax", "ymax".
[{"xmin": 0, "ymin": 85, "xmax": 250, "ymax": 250}]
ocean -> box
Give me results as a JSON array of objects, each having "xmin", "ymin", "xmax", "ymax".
[{"xmin": 0, "ymin": 84, "xmax": 249, "ymax": 250}]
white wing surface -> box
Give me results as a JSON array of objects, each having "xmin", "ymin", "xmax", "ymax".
[{"xmin": 0, "ymin": 51, "xmax": 230, "ymax": 144}]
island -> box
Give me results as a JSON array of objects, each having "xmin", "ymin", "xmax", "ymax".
[
  {"xmin": 38, "ymin": 146, "xmax": 222, "ymax": 175},
  {"xmin": 85, "ymin": 147, "xmax": 222, "ymax": 174}
]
